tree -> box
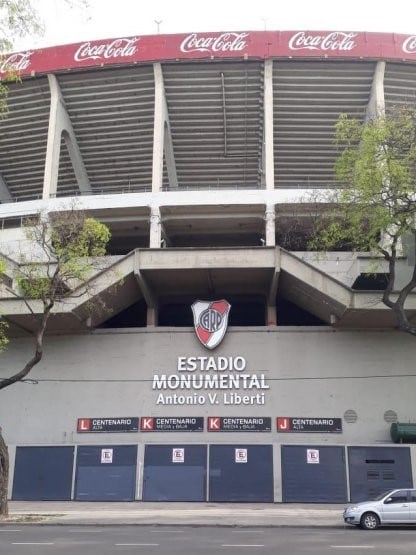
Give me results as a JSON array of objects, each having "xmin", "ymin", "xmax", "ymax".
[
  {"xmin": 311, "ymin": 105, "xmax": 416, "ymax": 335},
  {"xmin": 0, "ymin": 0, "xmax": 93, "ymax": 518},
  {"xmin": 0, "ymin": 210, "xmax": 110, "ymax": 516}
]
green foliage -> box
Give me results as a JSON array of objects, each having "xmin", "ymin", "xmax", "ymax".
[
  {"xmin": 0, "ymin": 259, "xmax": 9, "ymax": 352},
  {"xmin": 16, "ymin": 212, "xmax": 111, "ymax": 303},
  {"xmin": 311, "ymin": 106, "xmax": 416, "ymax": 255},
  {"xmin": 0, "ymin": 0, "xmax": 43, "ymax": 52}
]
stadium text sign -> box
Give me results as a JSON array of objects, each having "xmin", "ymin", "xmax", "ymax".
[
  {"xmin": 140, "ymin": 416, "xmax": 204, "ymax": 431},
  {"xmin": 152, "ymin": 355, "xmax": 269, "ymax": 406},
  {"xmin": 277, "ymin": 417, "xmax": 342, "ymax": 433}
]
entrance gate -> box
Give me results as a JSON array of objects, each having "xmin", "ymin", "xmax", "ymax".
[
  {"xmin": 209, "ymin": 444, "xmax": 273, "ymax": 502},
  {"xmin": 142, "ymin": 444, "xmax": 207, "ymax": 501},
  {"xmin": 281, "ymin": 445, "xmax": 347, "ymax": 503},
  {"xmin": 348, "ymin": 446, "xmax": 412, "ymax": 502},
  {"xmin": 12, "ymin": 446, "xmax": 74, "ymax": 500},
  {"xmin": 75, "ymin": 445, "xmax": 137, "ymax": 501}
]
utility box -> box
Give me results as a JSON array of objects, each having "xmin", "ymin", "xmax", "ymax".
[{"xmin": 391, "ymin": 422, "xmax": 416, "ymax": 444}]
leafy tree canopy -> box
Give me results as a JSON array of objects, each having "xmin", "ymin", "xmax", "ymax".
[{"xmin": 311, "ymin": 105, "xmax": 416, "ymax": 334}]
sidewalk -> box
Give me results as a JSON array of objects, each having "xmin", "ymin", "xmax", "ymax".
[{"xmin": 3, "ymin": 501, "xmax": 344, "ymax": 527}]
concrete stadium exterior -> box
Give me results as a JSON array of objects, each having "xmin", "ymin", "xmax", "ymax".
[{"xmin": 1, "ymin": 30, "xmax": 416, "ymax": 504}]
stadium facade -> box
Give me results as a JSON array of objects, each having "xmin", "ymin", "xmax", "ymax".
[{"xmin": 1, "ymin": 30, "xmax": 416, "ymax": 503}]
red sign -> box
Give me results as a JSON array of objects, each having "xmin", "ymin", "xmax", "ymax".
[
  {"xmin": 141, "ymin": 417, "xmax": 154, "ymax": 431},
  {"xmin": 3, "ymin": 30, "xmax": 416, "ymax": 78},
  {"xmin": 277, "ymin": 417, "xmax": 291, "ymax": 432},
  {"xmin": 77, "ymin": 417, "xmax": 139, "ymax": 432},
  {"xmin": 191, "ymin": 300, "xmax": 231, "ymax": 350},
  {"xmin": 208, "ymin": 417, "xmax": 221, "ymax": 431},
  {"xmin": 77, "ymin": 418, "xmax": 91, "ymax": 432}
]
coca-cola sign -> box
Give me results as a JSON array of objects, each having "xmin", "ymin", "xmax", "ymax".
[
  {"xmin": 180, "ymin": 32, "xmax": 249, "ymax": 53},
  {"xmin": 288, "ymin": 31, "xmax": 358, "ymax": 52},
  {"xmin": 402, "ymin": 35, "xmax": 416, "ymax": 54},
  {"xmin": 74, "ymin": 37, "xmax": 139, "ymax": 62},
  {"xmin": 2, "ymin": 31, "xmax": 416, "ymax": 79},
  {"xmin": 0, "ymin": 51, "xmax": 33, "ymax": 74}
]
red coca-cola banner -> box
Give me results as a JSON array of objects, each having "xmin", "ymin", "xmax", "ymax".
[{"xmin": 1, "ymin": 30, "xmax": 415, "ymax": 78}]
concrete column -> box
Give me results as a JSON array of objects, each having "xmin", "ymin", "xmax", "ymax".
[
  {"xmin": 366, "ymin": 61, "xmax": 385, "ymax": 121},
  {"xmin": 0, "ymin": 174, "xmax": 12, "ymax": 203},
  {"xmin": 43, "ymin": 74, "xmax": 91, "ymax": 199},
  {"xmin": 267, "ymin": 248, "xmax": 280, "ymax": 326},
  {"xmin": 367, "ymin": 63, "xmax": 401, "ymax": 255},
  {"xmin": 134, "ymin": 251, "xmax": 158, "ymax": 327},
  {"xmin": 263, "ymin": 59, "xmax": 274, "ymax": 190},
  {"xmin": 152, "ymin": 63, "xmax": 178, "ymax": 193},
  {"xmin": 149, "ymin": 205, "xmax": 162, "ymax": 248},
  {"xmin": 266, "ymin": 304, "xmax": 277, "ymax": 326},
  {"xmin": 265, "ymin": 203, "xmax": 276, "ymax": 247}
]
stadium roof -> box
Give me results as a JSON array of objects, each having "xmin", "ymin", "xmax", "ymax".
[{"xmin": 0, "ymin": 30, "xmax": 416, "ymax": 203}]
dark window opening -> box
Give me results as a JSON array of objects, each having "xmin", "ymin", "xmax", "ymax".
[
  {"xmin": 158, "ymin": 296, "xmax": 266, "ymax": 327},
  {"xmin": 107, "ymin": 235, "xmax": 149, "ymax": 255},
  {"xmin": 276, "ymin": 297, "xmax": 326, "ymax": 326},
  {"xmin": 98, "ymin": 295, "xmax": 327, "ymax": 329},
  {"xmin": 99, "ymin": 299, "xmax": 147, "ymax": 328},
  {"xmin": 169, "ymin": 233, "xmax": 263, "ymax": 248},
  {"xmin": 352, "ymin": 273, "xmax": 389, "ymax": 290}
]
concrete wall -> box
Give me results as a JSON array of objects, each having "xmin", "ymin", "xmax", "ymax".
[{"xmin": 1, "ymin": 326, "xmax": 416, "ymax": 499}]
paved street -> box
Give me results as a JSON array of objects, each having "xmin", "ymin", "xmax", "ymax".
[{"xmin": 1, "ymin": 526, "xmax": 416, "ymax": 555}]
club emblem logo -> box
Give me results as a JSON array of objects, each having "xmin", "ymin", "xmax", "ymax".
[{"xmin": 191, "ymin": 300, "xmax": 231, "ymax": 350}]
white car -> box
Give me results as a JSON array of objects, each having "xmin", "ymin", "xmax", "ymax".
[{"xmin": 344, "ymin": 489, "xmax": 416, "ymax": 530}]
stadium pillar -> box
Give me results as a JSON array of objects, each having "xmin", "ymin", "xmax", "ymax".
[
  {"xmin": 43, "ymin": 74, "xmax": 91, "ymax": 199},
  {"xmin": 0, "ymin": 174, "xmax": 12, "ymax": 203},
  {"xmin": 149, "ymin": 206, "xmax": 162, "ymax": 248},
  {"xmin": 265, "ymin": 204, "xmax": 276, "ymax": 246},
  {"xmin": 152, "ymin": 63, "xmax": 178, "ymax": 193},
  {"xmin": 366, "ymin": 61, "xmax": 385, "ymax": 121},
  {"xmin": 263, "ymin": 60, "xmax": 274, "ymax": 191}
]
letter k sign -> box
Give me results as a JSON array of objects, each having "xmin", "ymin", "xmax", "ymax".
[
  {"xmin": 208, "ymin": 417, "xmax": 221, "ymax": 431},
  {"xmin": 141, "ymin": 417, "xmax": 154, "ymax": 431}
]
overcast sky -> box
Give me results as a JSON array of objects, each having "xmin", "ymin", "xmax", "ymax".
[{"xmin": 14, "ymin": 0, "xmax": 416, "ymax": 50}]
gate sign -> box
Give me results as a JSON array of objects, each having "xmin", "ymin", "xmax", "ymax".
[
  {"xmin": 208, "ymin": 417, "xmax": 271, "ymax": 432},
  {"xmin": 191, "ymin": 300, "xmax": 231, "ymax": 349},
  {"xmin": 235, "ymin": 448, "xmax": 248, "ymax": 463},
  {"xmin": 307, "ymin": 449, "xmax": 320, "ymax": 464},
  {"xmin": 172, "ymin": 448, "xmax": 185, "ymax": 463},
  {"xmin": 101, "ymin": 448, "xmax": 113, "ymax": 464},
  {"xmin": 140, "ymin": 417, "xmax": 204, "ymax": 432},
  {"xmin": 277, "ymin": 417, "xmax": 342, "ymax": 433},
  {"xmin": 77, "ymin": 417, "xmax": 139, "ymax": 433}
]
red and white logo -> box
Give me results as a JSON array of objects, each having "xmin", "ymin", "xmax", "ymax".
[
  {"xmin": 191, "ymin": 300, "xmax": 231, "ymax": 350},
  {"xmin": 77, "ymin": 418, "xmax": 91, "ymax": 432},
  {"xmin": 403, "ymin": 36, "xmax": 416, "ymax": 54},
  {"xmin": 140, "ymin": 417, "xmax": 154, "ymax": 431},
  {"xmin": 0, "ymin": 51, "xmax": 33, "ymax": 74},
  {"xmin": 208, "ymin": 417, "xmax": 221, "ymax": 431},
  {"xmin": 277, "ymin": 417, "xmax": 291, "ymax": 432},
  {"xmin": 288, "ymin": 31, "xmax": 357, "ymax": 52},
  {"xmin": 180, "ymin": 32, "xmax": 249, "ymax": 53},
  {"xmin": 74, "ymin": 37, "xmax": 139, "ymax": 62}
]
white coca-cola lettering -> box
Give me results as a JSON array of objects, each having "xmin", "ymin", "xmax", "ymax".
[
  {"xmin": 402, "ymin": 36, "xmax": 416, "ymax": 54},
  {"xmin": 288, "ymin": 31, "xmax": 357, "ymax": 51},
  {"xmin": 180, "ymin": 32, "xmax": 249, "ymax": 53},
  {"xmin": 0, "ymin": 51, "xmax": 33, "ymax": 73},
  {"xmin": 74, "ymin": 37, "xmax": 139, "ymax": 62}
]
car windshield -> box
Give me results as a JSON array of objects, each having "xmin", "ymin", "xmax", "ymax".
[{"xmin": 372, "ymin": 490, "xmax": 394, "ymax": 501}]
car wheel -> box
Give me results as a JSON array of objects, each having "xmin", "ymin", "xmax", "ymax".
[{"xmin": 360, "ymin": 512, "xmax": 380, "ymax": 530}]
